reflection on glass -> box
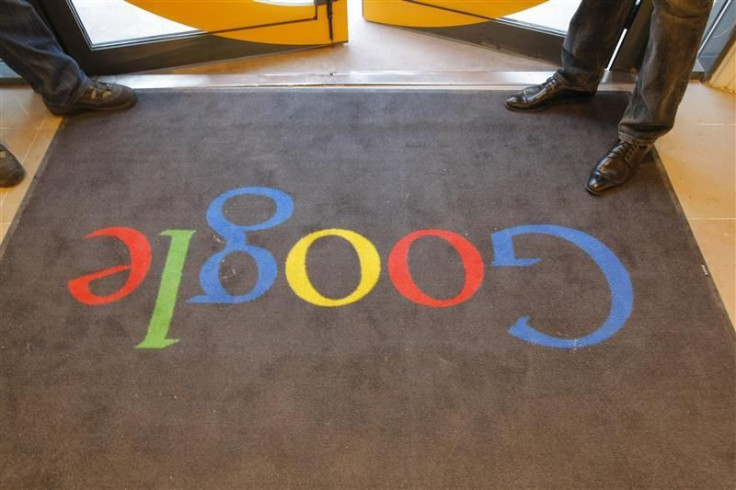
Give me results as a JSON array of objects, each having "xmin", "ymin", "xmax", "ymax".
[
  {"xmin": 504, "ymin": 0, "xmax": 582, "ymax": 33},
  {"xmin": 70, "ymin": 0, "xmax": 582, "ymax": 47},
  {"xmin": 70, "ymin": 0, "xmax": 198, "ymax": 46}
]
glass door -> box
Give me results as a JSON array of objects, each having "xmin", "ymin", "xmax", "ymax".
[
  {"xmin": 363, "ymin": 0, "xmax": 647, "ymax": 71},
  {"xmin": 35, "ymin": 0, "xmax": 347, "ymax": 75},
  {"xmin": 504, "ymin": 0, "xmax": 582, "ymax": 32}
]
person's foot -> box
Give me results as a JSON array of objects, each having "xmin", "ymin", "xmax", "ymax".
[
  {"xmin": 0, "ymin": 145, "xmax": 26, "ymax": 188},
  {"xmin": 585, "ymin": 140, "xmax": 653, "ymax": 196},
  {"xmin": 45, "ymin": 81, "xmax": 137, "ymax": 116},
  {"xmin": 505, "ymin": 76, "xmax": 596, "ymax": 111}
]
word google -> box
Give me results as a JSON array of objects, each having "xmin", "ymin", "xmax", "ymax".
[{"xmin": 68, "ymin": 187, "xmax": 634, "ymax": 350}]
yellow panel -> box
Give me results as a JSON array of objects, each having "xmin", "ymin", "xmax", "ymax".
[
  {"xmin": 219, "ymin": 3, "xmax": 349, "ymax": 44},
  {"xmin": 125, "ymin": 0, "xmax": 347, "ymax": 45},
  {"xmin": 126, "ymin": 0, "xmax": 314, "ymax": 30},
  {"xmin": 363, "ymin": 0, "xmax": 549, "ymax": 28}
]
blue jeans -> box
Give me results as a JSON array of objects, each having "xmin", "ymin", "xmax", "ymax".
[
  {"xmin": 555, "ymin": 0, "xmax": 713, "ymax": 144},
  {"xmin": 0, "ymin": 0, "xmax": 90, "ymax": 106}
]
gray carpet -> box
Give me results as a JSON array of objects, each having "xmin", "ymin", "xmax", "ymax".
[{"xmin": 0, "ymin": 89, "xmax": 733, "ymax": 488}]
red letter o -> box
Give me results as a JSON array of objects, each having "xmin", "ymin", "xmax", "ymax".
[{"xmin": 388, "ymin": 229, "xmax": 484, "ymax": 308}]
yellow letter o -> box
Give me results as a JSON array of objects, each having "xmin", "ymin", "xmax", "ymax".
[{"xmin": 285, "ymin": 229, "xmax": 381, "ymax": 307}]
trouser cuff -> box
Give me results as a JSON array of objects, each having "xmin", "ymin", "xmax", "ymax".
[
  {"xmin": 553, "ymin": 69, "xmax": 599, "ymax": 93},
  {"xmin": 66, "ymin": 75, "xmax": 94, "ymax": 106},
  {"xmin": 618, "ymin": 132, "xmax": 657, "ymax": 146}
]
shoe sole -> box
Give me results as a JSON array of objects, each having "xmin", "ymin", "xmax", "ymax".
[
  {"xmin": 585, "ymin": 181, "xmax": 628, "ymax": 196},
  {"xmin": 46, "ymin": 94, "xmax": 137, "ymax": 116},
  {"xmin": 0, "ymin": 168, "xmax": 26, "ymax": 188}
]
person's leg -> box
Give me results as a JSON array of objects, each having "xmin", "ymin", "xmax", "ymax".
[
  {"xmin": 586, "ymin": 0, "xmax": 714, "ymax": 196},
  {"xmin": 617, "ymin": 0, "xmax": 713, "ymax": 144},
  {"xmin": 0, "ymin": 0, "xmax": 137, "ymax": 114},
  {"xmin": 0, "ymin": 0, "xmax": 90, "ymax": 106},
  {"xmin": 505, "ymin": 0, "xmax": 636, "ymax": 111},
  {"xmin": 555, "ymin": 0, "xmax": 638, "ymax": 91}
]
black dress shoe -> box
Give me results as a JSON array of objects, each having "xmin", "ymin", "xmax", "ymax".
[
  {"xmin": 45, "ymin": 81, "xmax": 137, "ymax": 116},
  {"xmin": 505, "ymin": 76, "xmax": 596, "ymax": 111},
  {"xmin": 0, "ymin": 144, "xmax": 25, "ymax": 188},
  {"xmin": 585, "ymin": 140, "xmax": 652, "ymax": 196}
]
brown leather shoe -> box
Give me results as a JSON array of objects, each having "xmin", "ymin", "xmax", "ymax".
[
  {"xmin": 505, "ymin": 76, "xmax": 596, "ymax": 111},
  {"xmin": 585, "ymin": 140, "xmax": 652, "ymax": 196},
  {"xmin": 0, "ymin": 144, "xmax": 25, "ymax": 188}
]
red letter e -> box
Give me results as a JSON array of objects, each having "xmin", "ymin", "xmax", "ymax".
[{"xmin": 68, "ymin": 227, "xmax": 152, "ymax": 305}]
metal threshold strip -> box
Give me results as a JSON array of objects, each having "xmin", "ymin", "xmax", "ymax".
[{"xmin": 99, "ymin": 71, "xmax": 638, "ymax": 90}]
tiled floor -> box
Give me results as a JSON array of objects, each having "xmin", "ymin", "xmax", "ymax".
[
  {"xmin": 654, "ymin": 84, "xmax": 736, "ymax": 323},
  {"xmin": 0, "ymin": 88, "xmax": 61, "ymax": 240},
  {"xmin": 0, "ymin": 10, "xmax": 734, "ymax": 325}
]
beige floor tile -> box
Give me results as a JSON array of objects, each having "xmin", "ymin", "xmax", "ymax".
[
  {"xmin": 18, "ymin": 127, "xmax": 56, "ymax": 176},
  {"xmin": 0, "ymin": 128, "xmax": 57, "ymax": 242},
  {"xmin": 675, "ymin": 83, "xmax": 736, "ymax": 125},
  {"xmin": 658, "ymin": 118, "xmax": 736, "ymax": 220},
  {"xmin": 688, "ymin": 219, "xmax": 736, "ymax": 325},
  {"xmin": 41, "ymin": 112, "xmax": 64, "ymax": 130},
  {"xmin": 164, "ymin": 40, "xmax": 553, "ymax": 76},
  {"xmin": 0, "ymin": 87, "xmax": 49, "ymax": 129},
  {"xmin": 0, "ymin": 126, "xmax": 40, "ymax": 171}
]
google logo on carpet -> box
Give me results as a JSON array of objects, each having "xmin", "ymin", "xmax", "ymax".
[{"xmin": 68, "ymin": 187, "xmax": 634, "ymax": 351}]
